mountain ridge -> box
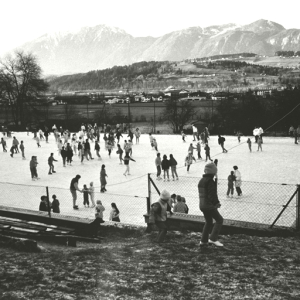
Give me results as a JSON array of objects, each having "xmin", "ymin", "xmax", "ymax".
[{"xmin": 16, "ymin": 19, "xmax": 300, "ymax": 75}]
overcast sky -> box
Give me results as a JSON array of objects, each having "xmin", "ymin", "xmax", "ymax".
[{"xmin": 1, "ymin": 0, "xmax": 299, "ymax": 56}]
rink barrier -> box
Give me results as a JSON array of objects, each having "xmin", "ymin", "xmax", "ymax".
[{"xmin": 146, "ymin": 173, "xmax": 300, "ymax": 232}]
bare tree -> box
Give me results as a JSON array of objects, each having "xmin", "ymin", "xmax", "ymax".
[{"xmin": 0, "ymin": 51, "xmax": 48, "ymax": 125}]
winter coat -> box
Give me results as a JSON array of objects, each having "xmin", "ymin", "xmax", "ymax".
[
  {"xmin": 169, "ymin": 157, "xmax": 177, "ymax": 167},
  {"xmin": 198, "ymin": 174, "xmax": 220, "ymax": 211},
  {"xmin": 161, "ymin": 158, "xmax": 170, "ymax": 170}
]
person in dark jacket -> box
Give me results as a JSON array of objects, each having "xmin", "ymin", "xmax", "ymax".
[
  {"xmin": 48, "ymin": 153, "xmax": 57, "ymax": 174},
  {"xmin": 39, "ymin": 196, "xmax": 48, "ymax": 212},
  {"xmin": 169, "ymin": 154, "xmax": 178, "ymax": 181},
  {"xmin": 51, "ymin": 194, "xmax": 60, "ymax": 213},
  {"xmin": 66, "ymin": 143, "xmax": 73, "ymax": 165},
  {"xmin": 198, "ymin": 163, "xmax": 223, "ymax": 247},
  {"xmin": 61, "ymin": 146, "xmax": 67, "ymax": 167},
  {"xmin": 161, "ymin": 154, "xmax": 170, "ymax": 181},
  {"xmin": 218, "ymin": 135, "xmax": 228, "ymax": 153}
]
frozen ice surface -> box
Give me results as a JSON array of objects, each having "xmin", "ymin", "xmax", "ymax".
[{"xmin": 0, "ymin": 132, "xmax": 299, "ymax": 227}]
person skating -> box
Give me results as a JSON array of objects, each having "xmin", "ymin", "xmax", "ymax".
[
  {"xmin": 115, "ymin": 129, "xmax": 123, "ymax": 143},
  {"xmin": 123, "ymin": 153, "xmax": 136, "ymax": 176},
  {"xmin": 257, "ymin": 136, "xmax": 263, "ymax": 151},
  {"xmin": 35, "ymin": 135, "xmax": 41, "ymax": 148},
  {"xmin": 82, "ymin": 184, "xmax": 90, "ymax": 208},
  {"xmin": 10, "ymin": 146, "xmax": 14, "ymax": 158},
  {"xmin": 107, "ymin": 141, "xmax": 113, "ymax": 158},
  {"xmin": 233, "ymin": 166, "xmax": 242, "ymax": 197},
  {"xmin": 116, "ymin": 144, "xmax": 123, "ymax": 164},
  {"xmin": 48, "ymin": 153, "xmax": 57, "ymax": 174},
  {"xmin": 152, "ymin": 138, "xmax": 158, "ymax": 152},
  {"xmin": 204, "ymin": 143, "xmax": 213, "ymax": 162},
  {"xmin": 70, "ymin": 175, "xmax": 82, "ymax": 209},
  {"xmin": 85, "ymin": 139, "xmax": 94, "ymax": 160},
  {"xmin": 155, "ymin": 152, "xmax": 162, "ymax": 180},
  {"xmin": 196, "ymin": 141, "xmax": 202, "ymax": 160},
  {"xmin": 226, "ymin": 171, "xmax": 236, "ymax": 198},
  {"xmin": 135, "ymin": 128, "xmax": 141, "ymax": 144},
  {"xmin": 18, "ymin": 140, "xmax": 25, "ymax": 159},
  {"xmin": 30, "ymin": 156, "xmax": 39, "ymax": 180},
  {"xmin": 149, "ymin": 133, "xmax": 154, "ymax": 150},
  {"xmin": 100, "ymin": 164, "xmax": 108, "ymax": 193},
  {"xmin": 198, "ymin": 162, "xmax": 224, "ymax": 247},
  {"xmin": 44, "ymin": 129, "xmax": 49, "ymax": 143},
  {"xmin": 169, "ymin": 154, "xmax": 178, "ymax": 181},
  {"xmin": 247, "ymin": 138, "xmax": 252, "ymax": 152},
  {"xmin": 161, "ymin": 154, "xmax": 170, "ymax": 182},
  {"xmin": 218, "ymin": 135, "xmax": 228, "ymax": 153},
  {"xmin": 181, "ymin": 130, "xmax": 186, "ymax": 142},
  {"xmin": 185, "ymin": 151, "xmax": 196, "ymax": 173},
  {"xmin": 192, "ymin": 125, "xmax": 198, "ymax": 141},
  {"xmin": 188, "ymin": 143, "xmax": 196, "ymax": 155},
  {"xmin": 95, "ymin": 141, "xmax": 101, "ymax": 159},
  {"xmin": 1, "ymin": 137, "xmax": 7, "ymax": 152},
  {"xmin": 66, "ymin": 143, "xmax": 73, "ymax": 165}
]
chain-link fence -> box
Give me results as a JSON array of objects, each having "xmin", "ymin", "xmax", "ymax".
[
  {"xmin": 0, "ymin": 182, "xmax": 147, "ymax": 226},
  {"xmin": 148, "ymin": 174, "xmax": 299, "ymax": 229}
]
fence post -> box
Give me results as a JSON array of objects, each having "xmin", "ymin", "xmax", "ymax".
[
  {"xmin": 146, "ymin": 197, "xmax": 151, "ymax": 214},
  {"xmin": 46, "ymin": 186, "xmax": 51, "ymax": 218},
  {"xmin": 296, "ymin": 185, "xmax": 300, "ymax": 230},
  {"xmin": 147, "ymin": 173, "xmax": 151, "ymax": 213}
]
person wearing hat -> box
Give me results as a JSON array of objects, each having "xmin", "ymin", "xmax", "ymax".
[
  {"xmin": 70, "ymin": 175, "xmax": 82, "ymax": 209},
  {"xmin": 198, "ymin": 162, "xmax": 224, "ymax": 247},
  {"xmin": 149, "ymin": 189, "xmax": 172, "ymax": 243}
]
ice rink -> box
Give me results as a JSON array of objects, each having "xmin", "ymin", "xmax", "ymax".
[{"xmin": 0, "ymin": 131, "xmax": 299, "ymax": 226}]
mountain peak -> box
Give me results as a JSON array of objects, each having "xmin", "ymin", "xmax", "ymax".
[{"xmin": 240, "ymin": 19, "xmax": 285, "ymax": 33}]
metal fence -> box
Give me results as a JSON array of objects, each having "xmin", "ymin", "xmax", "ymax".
[
  {"xmin": 148, "ymin": 174, "xmax": 300, "ymax": 230},
  {"xmin": 0, "ymin": 182, "xmax": 147, "ymax": 226}
]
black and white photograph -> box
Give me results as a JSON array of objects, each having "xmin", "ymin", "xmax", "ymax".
[{"xmin": 0, "ymin": 0, "xmax": 300, "ymax": 299}]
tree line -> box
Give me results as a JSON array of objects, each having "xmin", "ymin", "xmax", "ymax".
[{"xmin": 275, "ymin": 51, "xmax": 300, "ymax": 57}]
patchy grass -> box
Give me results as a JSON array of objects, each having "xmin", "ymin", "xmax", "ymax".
[{"xmin": 0, "ymin": 230, "xmax": 300, "ymax": 300}]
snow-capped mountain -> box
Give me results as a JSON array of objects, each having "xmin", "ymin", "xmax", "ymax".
[{"xmin": 15, "ymin": 19, "xmax": 299, "ymax": 75}]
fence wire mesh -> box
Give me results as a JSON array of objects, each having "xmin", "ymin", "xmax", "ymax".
[
  {"xmin": 149, "ymin": 174, "xmax": 298, "ymax": 229},
  {"xmin": 0, "ymin": 182, "xmax": 147, "ymax": 226}
]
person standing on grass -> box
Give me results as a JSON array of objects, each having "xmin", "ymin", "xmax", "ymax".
[
  {"xmin": 70, "ymin": 175, "xmax": 82, "ymax": 209},
  {"xmin": 161, "ymin": 154, "xmax": 170, "ymax": 182},
  {"xmin": 226, "ymin": 171, "xmax": 236, "ymax": 198},
  {"xmin": 185, "ymin": 151, "xmax": 196, "ymax": 173},
  {"xmin": 148, "ymin": 189, "xmax": 172, "ymax": 243},
  {"xmin": 247, "ymin": 138, "xmax": 252, "ymax": 152},
  {"xmin": 233, "ymin": 166, "xmax": 242, "ymax": 197},
  {"xmin": 109, "ymin": 203, "xmax": 120, "ymax": 222},
  {"xmin": 155, "ymin": 152, "xmax": 162, "ymax": 180},
  {"xmin": 95, "ymin": 140, "xmax": 101, "ymax": 159},
  {"xmin": 218, "ymin": 135, "xmax": 228, "ymax": 153},
  {"xmin": 20, "ymin": 141, "xmax": 25, "ymax": 159},
  {"xmin": 1, "ymin": 137, "xmax": 7, "ymax": 152},
  {"xmin": 51, "ymin": 195, "xmax": 60, "ymax": 213},
  {"xmin": 100, "ymin": 164, "xmax": 108, "ymax": 193},
  {"xmin": 257, "ymin": 136, "xmax": 263, "ymax": 151},
  {"xmin": 169, "ymin": 154, "xmax": 179, "ymax": 181},
  {"xmin": 123, "ymin": 153, "xmax": 136, "ymax": 176},
  {"xmin": 204, "ymin": 143, "xmax": 213, "ymax": 162},
  {"xmin": 48, "ymin": 153, "xmax": 57, "ymax": 175},
  {"xmin": 198, "ymin": 162, "xmax": 224, "ymax": 247}
]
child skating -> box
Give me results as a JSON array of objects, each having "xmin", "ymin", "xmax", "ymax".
[
  {"xmin": 82, "ymin": 184, "xmax": 90, "ymax": 207},
  {"xmin": 123, "ymin": 153, "xmax": 136, "ymax": 176},
  {"xmin": 185, "ymin": 151, "xmax": 196, "ymax": 173},
  {"xmin": 19, "ymin": 141, "xmax": 25, "ymax": 159}
]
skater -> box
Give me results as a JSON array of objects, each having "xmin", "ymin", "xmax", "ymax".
[
  {"xmin": 155, "ymin": 152, "xmax": 162, "ymax": 180},
  {"xmin": 71, "ymin": 136, "xmax": 77, "ymax": 154},
  {"xmin": 89, "ymin": 182, "xmax": 96, "ymax": 207},
  {"xmin": 169, "ymin": 154, "xmax": 178, "ymax": 181},
  {"xmin": 95, "ymin": 141, "xmax": 101, "ymax": 159},
  {"xmin": 257, "ymin": 136, "xmax": 263, "ymax": 151},
  {"xmin": 48, "ymin": 153, "xmax": 57, "ymax": 174},
  {"xmin": 196, "ymin": 141, "xmax": 202, "ymax": 160},
  {"xmin": 116, "ymin": 144, "xmax": 123, "ymax": 164},
  {"xmin": 204, "ymin": 127, "xmax": 210, "ymax": 143},
  {"xmin": 198, "ymin": 162, "xmax": 224, "ymax": 247},
  {"xmin": 78, "ymin": 141, "xmax": 83, "ymax": 158},
  {"xmin": 1, "ymin": 137, "xmax": 7, "ymax": 152},
  {"xmin": 107, "ymin": 140, "xmax": 113, "ymax": 158},
  {"xmin": 51, "ymin": 195, "xmax": 60, "ymax": 213},
  {"xmin": 226, "ymin": 171, "xmax": 236, "ymax": 198},
  {"xmin": 10, "ymin": 145, "xmax": 14, "ymax": 158},
  {"xmin": 109, "ymin": 203, "xmax": 120, "ymax": 222},
  {"xmin": 192, "ymin": 125, "xmax": 198, "ymax": 141},
  {"xmin": 123, "ymin": 153, "xmax": 136, "ymax": 176},
  {"xmin": 233, "ymin": 166, "xmax": 242, "ymax": 197},
  {"xmin": 70, "ymin": 175, "xmax": 82, "ymax": 209},
  {"xmin": 115, "ymin": 129, "xmax": 123, "ymax": 143},
  {"xmin": 84, "ymin": 139, "xmax": 94, "ymax": 160},
  {"xmin": 100, "ymin": 164, "xmax": 108, "ymax": 193},
  {"xmin": 237, "ymin": 131, "xmax": 241, "ymax": 143},
  {"xmin": 149, "ymin": 133, "xmax": 154, "ymax": 149},
  {"xmin": 247, "ymin": 138, "xmax": 252, "ymax": 152},
  {"xmin": 35, "ymin": 135, "xmax": 41, "ymax": 148},
  {"xmin": 44, "ymin": 129, "xmax": 49, "ymax": 143},
  {"xmin": 135, "ymin": 128, "xmax": 141, "ymax": 144},
  {"xmin": 30, "ymin": 156, "xmax": 39, "ymax": 180},
  {"xmin": 61, "ymin": 146, "xmax": 67, "ymax": 167},
  {"xmin": 204, "ymin": 143, "xmax": 213, "ymax": 162},
  {"xmin": 66, "ymin": 143, "xmax": 73, "ymax": 165},
  {"xmin": 152, "ymin": 138, "xmax": 158, "ymax": 152},
  {"xmin": 218, "ymin": 135, "xmax": 228, "ymax": 153},
  {"xmin": 20, "ymin": 141, "xmax": 25, "ymax": 159},
  {"xmin": 185, "ymin": 151, "xmax": 196, "ymax": 173},
  {"xmin": 200, "ymin": 131, "xmax": 205, "ymax": 145},
  {"xmin": 12, "ymin": 137, "xmax": 19, "ymax": 153},
  {"xmin": 181, "ymin": 130, "xmax": 186, "ymax": 142},
  {"xmin": 82, "ymin": 184, "xmax": 90, "ymax": 207},
  {"xmin": 161, "ymin": 154, "xmax": 170, "ymax": 182}
]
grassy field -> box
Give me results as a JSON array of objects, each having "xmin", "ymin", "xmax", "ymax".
[{"xmin": 1, "ymin": 226, "xmax": 300, "ymax": 300}]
